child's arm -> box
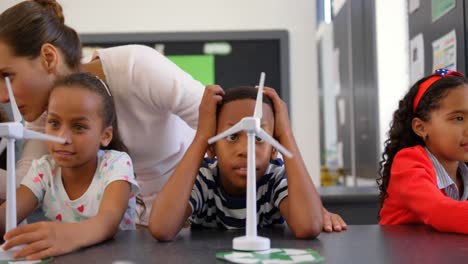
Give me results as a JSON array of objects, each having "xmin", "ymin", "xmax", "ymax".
[
  {"xmin": 2, "ymin": 180, "xmax": 131, "ymax": 260},
  {"xmin": 263, "ymin": 87, "xmax": 323, "ymax": 239},
  {"xmin": 149, "ymin": 85, "xmax": 225, "ymax": 241},
  {"xmin": 0, "ymin": 185, "xmax": 39, "ymax": 235}
]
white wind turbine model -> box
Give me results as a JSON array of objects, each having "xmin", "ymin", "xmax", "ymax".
[
  {"xmin": 208, "ymin": 72, "xmax": 293, "ymax": 251},
  {"xmin": 0, "ymin": 76, "xmax": 65, "ymax": 259}
]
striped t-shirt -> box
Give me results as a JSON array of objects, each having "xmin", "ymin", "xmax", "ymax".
[{"xmin": 188, "ymin": 158, "xmax": 288, "ymax": 229}]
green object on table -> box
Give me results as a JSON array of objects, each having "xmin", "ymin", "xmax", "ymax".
[{"xmin": 216, "ymin": 248, "xmax": 324, "ymax": 263}]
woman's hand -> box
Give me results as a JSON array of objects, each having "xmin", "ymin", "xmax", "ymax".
[
  {"xmin": 196, "ymin": 85, "xmax": 225, "ymax": 141},
  {"xmin": 3, "ymin": 221, "xmax": 78, "ymax": 260}
]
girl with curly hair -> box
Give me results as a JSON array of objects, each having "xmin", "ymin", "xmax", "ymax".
[{"xmin": 378, "ymin": 68, "xmax": 468, "ymax": 234}]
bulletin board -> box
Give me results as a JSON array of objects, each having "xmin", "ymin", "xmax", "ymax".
[
  {"xmin": 80, "ymin": 30, "xmax": 290, "ymax": 107},
  {"xmin": 408, "ymin": 0, "xmax": 466, "ymax": 78}
]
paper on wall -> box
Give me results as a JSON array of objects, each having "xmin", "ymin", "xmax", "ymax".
[
  {"xmin": 410, "ymin": 33, "xmax": 425, "ymax": 84},
  {"xmin": 432, "ymin": 30, "xmax": 457, "ymax": 71}
]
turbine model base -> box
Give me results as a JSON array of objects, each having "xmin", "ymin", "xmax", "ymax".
[
  {"xmin": 233, "ymin": 235, "xmax": 270, "ymax": 251},
  {"xmin": 0, "ymin": 244, "xmax": 25, "ymax": 260}
]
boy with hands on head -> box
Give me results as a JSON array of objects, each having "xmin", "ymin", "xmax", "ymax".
[{"xmin": 149, "ymin": 85, "xmax": 345, "ymax": 241}]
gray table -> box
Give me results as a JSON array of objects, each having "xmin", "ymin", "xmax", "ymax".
[{"xmin": 52, "ymin": 225, "xmax": 468, "ymax": 263}]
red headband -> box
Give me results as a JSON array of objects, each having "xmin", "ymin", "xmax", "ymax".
[{"xmin": 413, "ymin": 68, "xmax": 464, "ymax": 112}]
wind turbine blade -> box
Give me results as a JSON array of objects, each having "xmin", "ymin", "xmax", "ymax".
[
  {"xmin": 23, "ymin": 128, "xmax": 65, "ymax": 144},
  {"xmin": 4, "ymin": 76, "xmax": 22, "ymax": 123},
  {"xmin": 208, "ymin": 123, "xmax": 243, "ymax": 145},
  {"xmin": 256, "ymin": 129, "xmax": 293, "ymax": 158},
  {"xmin": 253, "ymin": 72, "xmax": 266, "ymax": 119},
  {"xmin": 0, "ymin": 138, "xmax": 6, "ymax": 155}
]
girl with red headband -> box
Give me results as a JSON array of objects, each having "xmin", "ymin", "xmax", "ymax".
[{"xmin": 378, "ymin": 68, "xmax": 468, "ymax": 234}]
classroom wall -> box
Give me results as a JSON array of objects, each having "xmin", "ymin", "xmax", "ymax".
[
  {"xmin": 0, "ymin": 0, "xmax": 321, "ymax": 184},
  {"xmin": 375, "ymin": 0, "xmax": 410, "ymax": 154}
]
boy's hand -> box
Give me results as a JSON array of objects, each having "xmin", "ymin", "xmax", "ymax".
[
  {"xmin": 322, "ymin": 207, "xmax": 347, "ymax": 232},
  {"xmin": 196, "ymin": 85, "xmax": 225, "ymax": 140},
  {"xmin": 2, "ymin": 221, "xmax": 77, "ymax": 260},
  {"xmin": 262, "ymin": 87, "xmax": 293, "ymax": 142}
]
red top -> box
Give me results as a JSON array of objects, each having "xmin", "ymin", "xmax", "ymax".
[{"xmin": 379, "ymin": 145, "xmax": 468, "ymax": 234}]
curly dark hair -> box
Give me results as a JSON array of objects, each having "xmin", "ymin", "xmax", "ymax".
[{"xmin": 377, "ymin": 75, "xmax": 468, "ymax": 218}]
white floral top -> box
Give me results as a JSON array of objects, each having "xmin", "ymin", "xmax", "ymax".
[{"xmin": 21, "ymin": 150, "xmax": 140, "ymax": 230}]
